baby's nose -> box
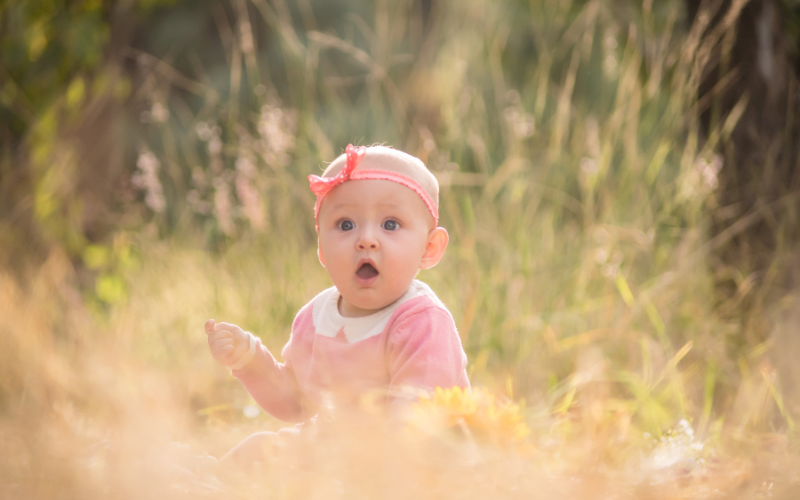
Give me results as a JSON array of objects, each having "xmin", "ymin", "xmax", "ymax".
[
  {"xmin": 357, "ymin": 240, "xmax": 378, "ymax": 250},
  {"xmin": 356, "ymin": 231, "xmax": 379, "ymax": 250}
]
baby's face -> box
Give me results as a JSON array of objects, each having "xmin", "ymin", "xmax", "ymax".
[{"xmin": 317, "ymin": 179, "xmax": 441, "ymax": 317}]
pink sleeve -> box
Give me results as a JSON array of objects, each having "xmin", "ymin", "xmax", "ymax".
[
  {"xmin": 231, "ymin": 337, "xmax": 313, "ymax": 423},
  {"xmin": 387, "ymin": 306, "xmax": 470, "ymax": 392}
]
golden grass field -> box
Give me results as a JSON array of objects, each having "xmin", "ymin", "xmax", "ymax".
[{"xmin": 2, "ymin": 0, "xmax": 800, "ymax": 498}]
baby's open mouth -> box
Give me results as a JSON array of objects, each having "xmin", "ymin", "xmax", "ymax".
[{"xmin": 356, "ymin": 263, "xmax": 379, "ymax": 279}]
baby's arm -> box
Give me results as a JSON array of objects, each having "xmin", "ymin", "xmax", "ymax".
[{"xmin": 204, "ymin": 319, "xmax": 312, "ymax": 423}]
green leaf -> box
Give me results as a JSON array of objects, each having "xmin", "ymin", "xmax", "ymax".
[
  {"xmin": 83, "ymin": 244, "xmax": 109, "ymax": 270},
  {"xmin": 96, "ymin": 274, "xmax": 127, "ymax": 304},
  {"xmin": 66, "ymin": 77, "xmax": 85, "ymax": 109}
]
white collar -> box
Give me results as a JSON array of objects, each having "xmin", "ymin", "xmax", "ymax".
[{"xmin": 311, "ymin": 280, "xmax": 441, "ymax": 343}]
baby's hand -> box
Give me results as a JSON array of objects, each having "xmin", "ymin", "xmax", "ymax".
[{"xmin": 205, "ymin": 319, "xmax": 251, "ymax": 368}]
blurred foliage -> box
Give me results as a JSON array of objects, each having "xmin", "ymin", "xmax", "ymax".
[
  {"xmin": 0, "ymin": 0, "xmax": 175, "ymax": 270},
  {"xmin": 0, "ymin": 0, "xmax": 107, "ymax": 140},
  {"xmin": 784, "ymin": 0, "xmax": 800, "ymax": 55}
]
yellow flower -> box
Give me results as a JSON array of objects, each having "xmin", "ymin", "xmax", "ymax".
[{"xmin": 411, "ymin": 387, "xmax": 530, "ymax": 447}]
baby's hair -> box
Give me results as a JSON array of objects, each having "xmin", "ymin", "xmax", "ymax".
[{"xmin": 322, "ymin": 145, "xmax": 440, "ymax": 211}]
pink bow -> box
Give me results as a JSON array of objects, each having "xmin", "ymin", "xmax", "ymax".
[{"xmin": 308, "ymin": 144, "xmax": 366, "ymax": 198}]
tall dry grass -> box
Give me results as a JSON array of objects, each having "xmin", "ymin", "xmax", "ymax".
[{"xmin": 2, "ymin": 0, "xmax": 800, "ymax": 498}]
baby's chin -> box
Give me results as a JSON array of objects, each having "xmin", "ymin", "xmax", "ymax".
[{"xmin": 339, "ymin": 288, "xmax": 408, "ymax": 316}]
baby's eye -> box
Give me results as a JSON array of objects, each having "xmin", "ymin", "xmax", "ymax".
[
  {"xmin": 339, "ymin": 220, "xmax": 354, "ymax": 231},
  {"xmin": 382, "ymin": 220, "xmax": 399, "ymax": 231}
]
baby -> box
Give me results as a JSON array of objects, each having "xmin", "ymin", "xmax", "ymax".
[{"xmin": 205, "ymin": 144, "xmax": 469, "ymax": 457}]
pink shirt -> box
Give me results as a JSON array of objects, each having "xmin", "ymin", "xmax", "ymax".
[{"xmin": 232, "ymin": 280, "xmax": 470, "ymax": 423}]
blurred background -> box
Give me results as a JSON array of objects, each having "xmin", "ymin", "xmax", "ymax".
[{"xmin": 2, "ymin": 0, "xmax": 800, "ymax": 497}]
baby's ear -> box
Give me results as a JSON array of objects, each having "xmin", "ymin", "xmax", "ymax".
[{"xmin": 420, "ymin": 227, "xmax": 448, "ymax": 270}]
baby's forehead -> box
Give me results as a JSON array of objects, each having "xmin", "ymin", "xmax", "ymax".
[
  {"xmin": 320, "ymin": 179, "xmax": 435, "ymax": 225},
  {"xmin": 324, "ymin": 179, "xmax": 427, "ymax": 211},
  {"xmin": 322, "ymin": 146, "xmax": 439, "ymax": 209}
]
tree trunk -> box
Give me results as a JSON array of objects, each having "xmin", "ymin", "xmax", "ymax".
[{"xmin": 687, "ymin": 0, "xmax": 800, "ymax": 338}]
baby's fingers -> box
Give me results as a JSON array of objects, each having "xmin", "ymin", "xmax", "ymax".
[
  {"xmin": 204, "ymin": 319, "xmax": 216, "ymax": 335},
  {"xmin": 213, "ymin": 322, "xmax": 245, "ymax": 337},
  {"xmin": 215, "ymin": 344, "xmax": 235, "ymax": 359},
  {"xmin": 207, "ymin": 329, "xmax": 233, "ymax": 346},
  {"xmin": 210, "ymin": 336, "xmax": 234, "ymax": 351},
  {"xmin": 210, "ymin": 337, "xmax": 236, "ymax": 362}
]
